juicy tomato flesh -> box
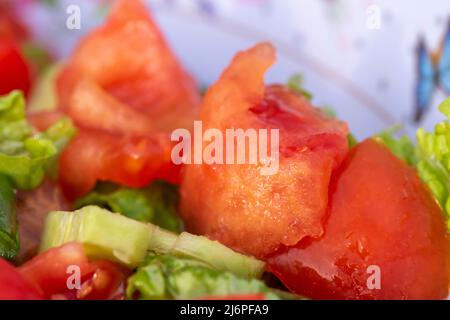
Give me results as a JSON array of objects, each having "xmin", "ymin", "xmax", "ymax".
[
  {"xmin": 58, "ymin": 129, "xmax": 181, "ymax": 199},
  {"xmin": 0, "ymin": 39, "xmax": 31, "ymax": 96},
  {"xmin": 57, "ymin": 0, "xmax": 200, "ymax": 132},
  {"xmin": 180, "ymin": 43, "xmax": 348, "ymax": 259},
  {"xmin": 19, "ymin": 242, "xmax": 128, "ymax": 300},
  {"xmin": 28, "ymin": 91, "xmax": 182, "ymax": 202},
  {"xmin": 66, "ymin": 79, "xmax": 157, "ymax": 135},
  {"xmin": 39, "ymin": 0, "xmax": 200, "ymax": 198},
  {"xmin": 268, "ymin": 139, "xmax": 450, "ymax": 300},
  {"xmin": 0, "ymin": 258, "xmax": 42, "ymax": 300}
]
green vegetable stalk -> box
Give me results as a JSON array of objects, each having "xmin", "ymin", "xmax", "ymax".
[
  {"xmin": 41, "ymin": 206, "xmax": 266, "ymax": 278},
  {"xmin": 40, "ymin": 206, "xmax": 151, "ymax": 268},
  {"xmin": 147, "ymin": 229, "xmax": 266, "ymax": 279},
  {"xmin": 0, "ymin": 174, "xmax": 19, "ymax": 259}
]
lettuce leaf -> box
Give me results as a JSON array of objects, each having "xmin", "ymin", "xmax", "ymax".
[
  {"xmin": 0, "ymin": 174, "xmax": 19, "ymax": 259},
  {"xmin": 126, "ymin": 252, "xmax": 299, "ymax": 300},
  {"xmin": 376, "ymin": 97, "xmax": 450, "ymax": 229},
  {"xmin": 375, "ymin": 125, "xmax": 416, "ymax": 166},
  {"xmin": 75, "ymin": 181, "xmax": 183, "ymax": 232},
  {"xmin": 0, "ymin": 91, "xmax": 76, "ymax": 189}
]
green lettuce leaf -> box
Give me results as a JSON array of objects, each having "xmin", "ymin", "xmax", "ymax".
[
  {"xmin": 0, "ymin": 174, "xmax": 19, "ymax": 259},
  {"xmin": 0, "ymin": 91, "xmax": 76, "ymax": 189},
  {"xmin": 126, "ymin": 252, "xmax": 299, "ymax": 300},
  {"xmin": 376, "ymin": 97, "xmax": 450, "ymax": 229},
  {"xmin": 75, "ymin": 181, "xmax": 183, "ymax": 232},
  {"xmin": 375, "ymin": 125, "xmax": 416, "ymax": 166}
]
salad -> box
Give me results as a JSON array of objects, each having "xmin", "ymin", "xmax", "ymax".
[{"xmin": 0, "ymin": 0, "xmax": 449, "ymax": 300}]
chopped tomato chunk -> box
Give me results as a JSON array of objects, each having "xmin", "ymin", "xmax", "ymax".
[
  {"xmin": 67, "ymin": 80, "xmax": 156, "ymax": 135},
  {"xmin": 0, "ymin": 258, "xmax": 42, "ymax": 300},
  {"xmin": 0, "ymin": 39, "xmax": 31, "ymax": 96},
  {"xmin": 43, "ymin": 0, "xmax": 200, "ymax": 198},
  {"xmin": 19, "ymin": 242, "xmax": 128, "ymax": 300},
  {"xmin": 57, "ymin": 0, "xmax": 200, "ymax": 132},
  {"xmin": 58, "ymin": 130, "xmax": 180, "ymax": 199},
  {"xmin": 268, "ymin": 139, "xmax": 450, "ymax": 299},
  {"xmin": 180, "ymin": 43, "xmax": 348, "ymax": 258}
]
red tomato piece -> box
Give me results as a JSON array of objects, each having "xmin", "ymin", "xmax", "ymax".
[
  {"xmin": 27, "ymin": 109, "xmax": 181, "ymax": 200},
  {"xmin": 19, "ymin": 242, "xmax": 128, "ymax": 300},
  {"xmin": 19, "ymin": 242, "xmax": 90, "ymax": 297},
  {"xmin": 46, "ymin": 0, "xmax": 200, "ymax": 197},
  {"xmin": 0, "ymin": 259, "xmax": 42, "ymax": 300},
  {"xmin": 268, "ymin": 139, "xmax": 450, "ymax": 300},
  {"xmin": 57, "ymin": 0, "xmax": 200, "ymax": 132},
  {"xmin": 58, "ymin": 129, "xmax": 180, "ymax": 199},
  {"xmin": 67, "ymin": 79, "xmax": 155, "ymax": 135},
  {"xmin": 69, "ymin": 260, "xmax": 128, "ymax": 300},
  {"xmin": 0, "ymin": 39, "xmax": 31, "ymax": 96},
  {"xmin": 180, "ymin": 43, "xmax": 348, "ymax": 259}
]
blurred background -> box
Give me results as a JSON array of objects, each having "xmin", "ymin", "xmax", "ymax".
[{"xmin": 3, "ymin": 0, "xmax": 450, "ymax": 138}]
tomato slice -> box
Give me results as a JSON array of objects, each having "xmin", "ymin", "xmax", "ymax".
[
  {"xmin": 19, "ymin": 242, "xmax": 89, "ymax": 297},
  {"xmin": 67, "ymin": 79, "xmax": 156, "ymax": 135},
  {"xmin": 73, "ymin": 260, "xmax": 128, "ymax": 300},
  {"xmin": 268, "ymin": 139, "xmax": 450, "ymax": 300},
  {"xmin": 44, "ymin": 0, "xmax": 200, "ymax": 198},
  {"xmin": 0, "ymin": 258, "xmax": 42, "ymax": 300},
  {"xmin": 180, "ymin": 43, "xmax": 349, "ymax": 258},
  {"xmin": 0, "ymin": 39, "xmax": 31, "ymax": 96},
  {"xmin": 58, "ymin": 129, "xmax": 180, "ymax": 199},
  {"xmin": 27, "ymin": 110, "xmax": 181, "ymax": 200},
  {"xmin": 57, "ymin": 0, "xmax": 200, "ymax": 132},
  {"xmin": 19, "ymin": 242, "xmax": 128, "ymax": 300}
]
